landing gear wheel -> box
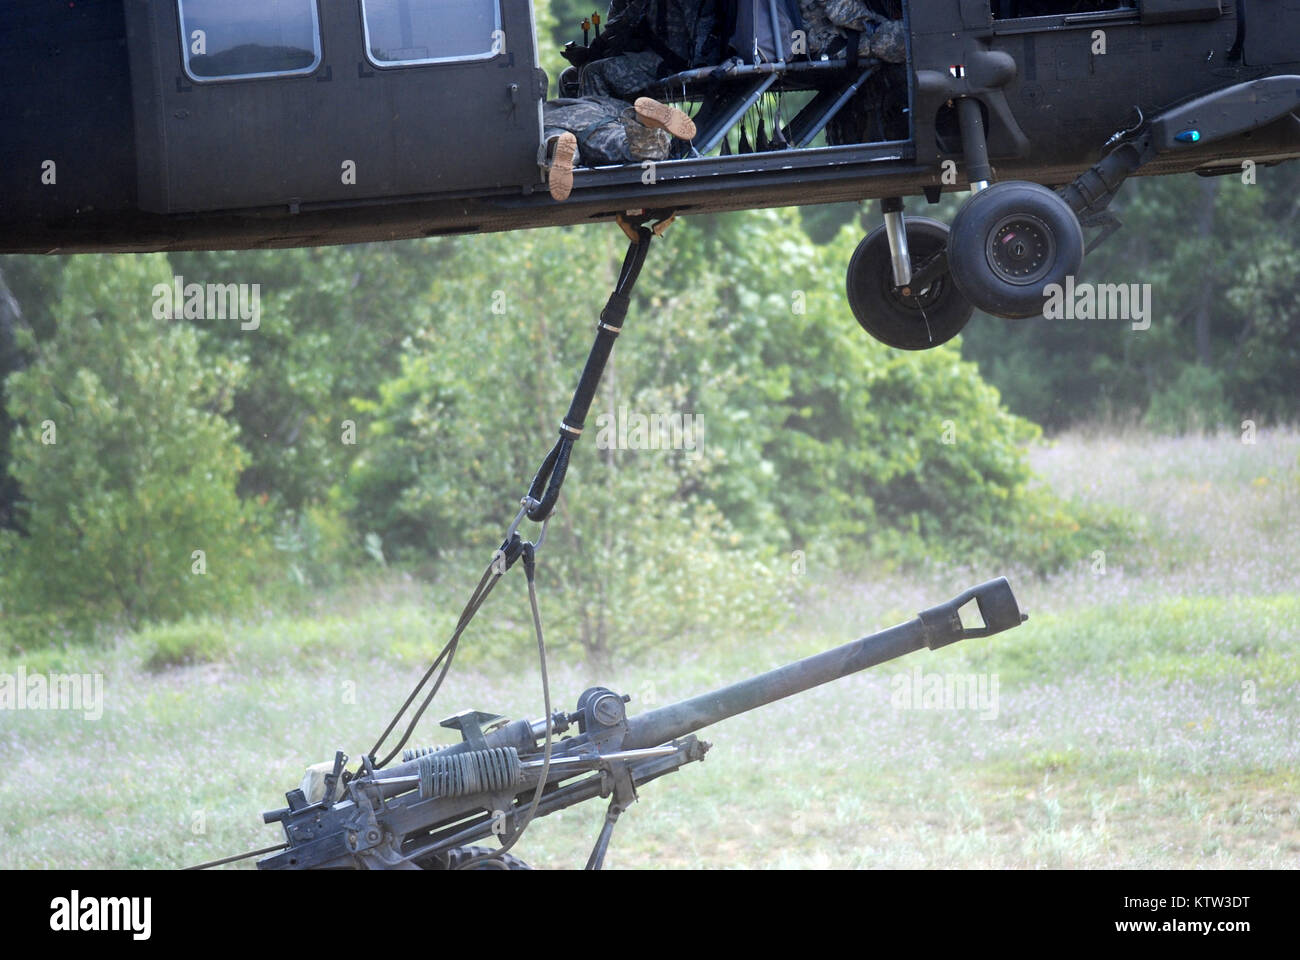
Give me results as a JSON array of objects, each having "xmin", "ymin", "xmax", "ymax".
[
  {"xmin": 946, "ymin": 180, "xmax": 1085, "ymax": 319},
  {"xmin": 846, "ymin": 216, "xmax": 974, "ymax": 350},
  {"xmin": 416, "ymin": 845, "xmax": 533, "ymax": 870}
]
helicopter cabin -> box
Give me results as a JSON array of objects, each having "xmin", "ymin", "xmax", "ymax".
[
  {"xmin": 2, "ymin": 0, "xmax": 1291, "ymax": 253},
  {"xmin": 116, "ymin": 0, "xmax": 918, "ymax": 216}
]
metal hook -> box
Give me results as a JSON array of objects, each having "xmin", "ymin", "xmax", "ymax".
[
  {"xmin": 504, "ymin": 496, "xmax": 542, "ymax": 543},
  {"xmin": 1103, "ymin": 105, "xmax": 1144, "ymax": 149}
]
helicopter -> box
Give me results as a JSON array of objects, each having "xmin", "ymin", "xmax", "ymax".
[{"xmin": 3, "ymin": 0, "xmax": 1299, "ymax": 348}]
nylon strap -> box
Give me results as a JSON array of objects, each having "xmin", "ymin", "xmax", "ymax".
[{"xmin": 525, "ymin": 226, "xmax": 653, "ymax": 522}]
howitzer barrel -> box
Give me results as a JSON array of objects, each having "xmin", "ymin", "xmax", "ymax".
[{"xmin": 623, "ymin": 577, "xmax": 1025, "ymax": 749}]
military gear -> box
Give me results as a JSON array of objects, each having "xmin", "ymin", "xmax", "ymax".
[
  {"xmin": 725, "ymin": 0, "xmax": 803, "ymax": 62},
  {"xmin": 827, "ymin": 60, "xmax": 909, "ymax": 145},
  {"xmin": 579, "ymin": 49, "xmax": 666, "ymax": 99},
  {"xmin": 868, "ymin": 18, "xmax": 906, "ymax": 62},
  {"xmin": 252, "ymin": 574, "xmax": 1027, "ymax": 870},
  {"xmin": 623, "ymin": 106, "xmax": 676, "ymax": 157},
  {"xmin": 569, "ymin": 0, "xmax": 723, "ymax": 99},
  {"xmin": 796, "ymin": 0, "xmax": 844, "ymax": 58},
  {"xmin": 558, "ymin": 65, "xmax": 582, "ymax": 98},
  {"xmin": 796, "ymin": 1, "xmax": 905, "ymax": 62},
  {"xmin": 822, "ymin": 0, "xmax": 883, "ymax": 31}
]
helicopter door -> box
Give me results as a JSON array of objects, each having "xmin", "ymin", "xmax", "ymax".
[{"xmin": 123, "ymin": 0, "xmax": 544, "ymax": 215}]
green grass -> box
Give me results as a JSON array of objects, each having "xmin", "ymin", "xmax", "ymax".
[{"xmin": 1, "ymin": 428, "xmax": 1297, "ymax": 868}]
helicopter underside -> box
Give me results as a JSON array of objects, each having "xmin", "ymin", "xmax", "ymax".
[{"xmin": 8, "ymin": 115, "xmax": 1300, "ymax": 256}]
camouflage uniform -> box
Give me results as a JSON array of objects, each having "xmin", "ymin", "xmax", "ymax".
[
  {"xmin": 796, "ymin": 1, "xmax": 906, "ymax": 62},
  {"xmin": 867, "ymin": 19, "xmax": 906, "ymax": 62},
  {"xmin": 798, "ymin": 0, "xmax": 854, "ymax": 55},
  {"xmin": 577, "ymin": 0, "xmax": 719, "ymax": 100},
  {"xmin": 579, "ymin": 49, "xmax": 666, "ymax": 101},
  {"xmin": 543, "ymin": 96, "xmax": 672, "ymax": 167}
]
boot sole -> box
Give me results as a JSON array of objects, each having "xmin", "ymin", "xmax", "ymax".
[
  {"xmin": 634, "ymin": 98, "xmax": 696, "ymax": 141},
  {"xmin": 549, "ymin": 132, "xmax": 577, "ymax": 202}
]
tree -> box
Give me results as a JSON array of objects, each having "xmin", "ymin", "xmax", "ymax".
[
  {"xmin": 957, "ymin": 165, "xmax": 1300, "ymax": 431},
  {"xmin": 0, "ymin": 267, "xmax": 23, "ymax": 533},
  {"xmin": 0, "ymin": 256, "xmax": 67, "ymax": 533},
  {"xmin": 347, "ymin": 221, "xmax": 795, "ymax": 666},
  {"xmin": 163, "ymin": 242, "xmax": 453, "ymax": 512},
  {"xmin": 349, "ymin": 207, "xmax": 1101, "ymax": 668},
  {"xmin": 0, "ymin": 255, "xmax": 263, "ymax": 636}
]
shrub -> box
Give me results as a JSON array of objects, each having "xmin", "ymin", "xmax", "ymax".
[
  {"xmin": 1143, "ymin": 365, "xmax": 1232, "ymax": 435},
  {"xmin": 0, "ymin": 255, "xmax": 267, "ymax": 634},
  {"xmin": 347, "ymin": 211, "xmax": 1104, "ymax": 663},
  {"xmin": 141, "ymin": 618, "xmax": 230, "ymax": 671}
]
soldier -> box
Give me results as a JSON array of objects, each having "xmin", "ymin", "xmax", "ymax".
[
  {"xmin": 542, "ymin": 96, "xmax": 697, "ymax": 201},
  {"xmin": 797, "ymin": 1, "xmax": 906, "ymax": 62},
  {"xmin": 567, "ymin": 0, "xmax": 722, "ymax": 101}
]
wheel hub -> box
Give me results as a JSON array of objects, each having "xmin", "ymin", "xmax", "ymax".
[
  {"xmin": 985, "ymin": 213, "xmax": 1055, "ymax": 286},
  {"xmin": 887, "ymin": 253, "xmax": 944, "ymax": 309}
]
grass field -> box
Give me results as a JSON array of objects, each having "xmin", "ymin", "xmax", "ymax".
[{"xmin": 2, "ymin": 428, "xmax": 1297, "ymax": 869}]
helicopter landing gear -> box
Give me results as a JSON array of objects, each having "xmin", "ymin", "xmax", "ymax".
[
  {"xmin": 947, "ymin": 180, "xmax": 1085, "ymax": 319},
  {"xmin": 938, "ymin": 97, "xmax": 1085, "ymax": 319},
  {"xmin": 846, "ymin": 201, "xmax": 974, "ymax": 351},
  {"xmin": 956, "ymin": 96, "xmax": 992, "ymax": 194}
]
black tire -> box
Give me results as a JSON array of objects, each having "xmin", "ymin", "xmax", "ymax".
[
  {"xmin": 845, "ymin": 216, "xmax": 974, "ymax": 350},
  {"xmin": 415, "ymin": 844, "xmax": 533, "ymax": 870},
  {"xmin": 946, "ymin": 180, "xmax": 1085, "ymax": 319}
]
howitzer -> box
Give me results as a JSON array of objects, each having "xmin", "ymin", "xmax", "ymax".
[{"xmin": 256, "ymin": 577, "xmax": 1026, "ymax": 870}]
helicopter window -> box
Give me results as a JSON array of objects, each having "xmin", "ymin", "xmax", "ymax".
[
  {"xmin": 360, "ymin": 0, "xmax": 502, "ymax": 66},
  {"xmin": 177, "ymin": 0, "xmax": 322, "ymax": 82}
]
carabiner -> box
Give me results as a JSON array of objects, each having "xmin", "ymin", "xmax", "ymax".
[{"xmin": 504, "ymin": 496, "xmax": 542, "ymax": 543}]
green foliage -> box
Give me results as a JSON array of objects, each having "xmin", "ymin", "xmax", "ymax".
[
  {"xmin": 672, "ymin": 211, "xmax": 1114, "ymax": 571},
  {"xmin": 0, "ymin": 255, "xmax": 266, "ymax": 632},
  {"xmin": 2, "ymin": 209, "xmax": 1124, "ymax": 651},
  {"xmin": 164, "ymin": 242, "xmax": 447, "ymax": 510},
  {"xmin": 270, "ymin": 503, "xmax": 361, "ymax": 589},
  {"xmin": 958, "ymin": 167, "xmax": 1300, "ymax": 430},
  {"xmin": 1143, "ymin": 365, "xmax": 1231, "ymax": 435},
  {"xmin": 534, "ymin": 0, "xmax": 570, "ymax": 92},
  {"xmin": 142, "ymin": 618, "xmax": 229, "ymax": 672},
  {"xmin": 1, "ymin": 257, "xmax": 67, "ymax": 533},
  {"xmin": 350, "ymin": 208, "xmax": 1099, "ymax": 668},
  {"xmin": 346, "ymin": 221, "xmax": 800, "ymax": 664},
  {"xmin": 0, "ymin": 611, "xmax": 81, "ymax": 653}
]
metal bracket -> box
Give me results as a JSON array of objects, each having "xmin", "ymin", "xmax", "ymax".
[
  {"xmin": 616, "ymin": 209, "xmax": 677, "ymax": 242},
  {"xmin": 1081, "ymin": 209, "xmax": 1123, "ymax": 256},
  {"xmin": 586, "ymin": 763, "xmax": 639, "ymax": 869},
  {"xmin": 440, "ymin": 710, "xmax": 503, "ymax": 749}
]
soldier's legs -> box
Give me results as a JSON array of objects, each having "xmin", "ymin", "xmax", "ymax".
[
  {"xmin": 541, "ymin": 96, "xmax": 693, "ymax": 200},
  {"xmin": 633, "ymin": 98, "xmax": 696, "ymax": 141},
  {"xmin": 577, "ymin": 50, "xmax": 664, "ymax": 100}
]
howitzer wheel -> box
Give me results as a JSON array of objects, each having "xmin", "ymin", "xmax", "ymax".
[{"xmin": 415, "ymin": 845, "xmax": 533, "ymax": 870}]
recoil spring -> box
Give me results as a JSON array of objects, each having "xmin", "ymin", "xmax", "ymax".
[
  {"xmin": 411, "ymin": 746, "xmax": 522, "ymax": 800},
  {"xmin": 401, "ymin": 744, "xmax": 441, "ymax": 762}
]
